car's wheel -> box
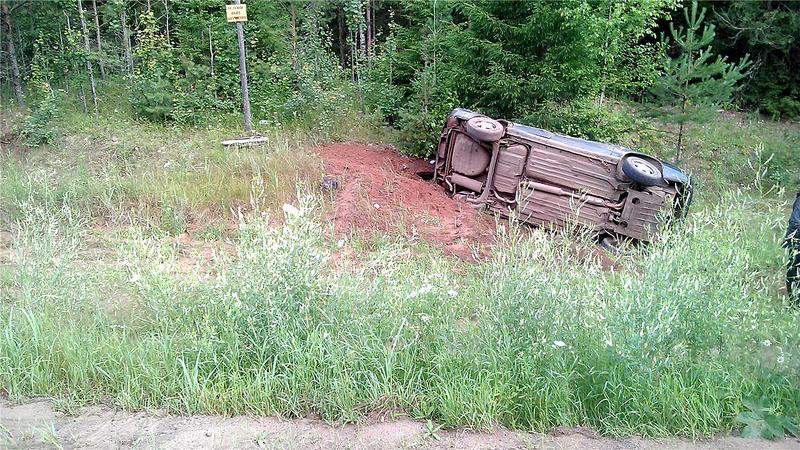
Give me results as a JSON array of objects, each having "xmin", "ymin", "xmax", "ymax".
[
  {"xmin": 621, "ymin": 156, "xmax": 662, "ymax": 186},
  {"xmin": 465, "ymin": 116, "xmax": 504, "ymax": 142}
]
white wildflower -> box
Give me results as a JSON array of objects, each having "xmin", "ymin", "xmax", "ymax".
[
  {"xmin": 447, "ymin": 289, "xmax": 458, "ymax": 297},
  {"xmin": 373, "ymin": 203, "xmax": 381, "ymax": 209},
  {"xmin": 336, "ymin": 239, "xmax": 346, "ymax": 248},
  {"xmin": 777, "ymin": 355, "xmax": 785, "ymax": 364},
  {"xmin": 282, "ymin": 203, "xmax": 301, "ymax": 217},
  {"xmin": 762, "ymin": 340, "xmax": 772, "ymax": 347}
]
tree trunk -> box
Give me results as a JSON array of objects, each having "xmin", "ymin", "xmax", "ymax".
[
  {"xmin": 350, "ymin": 30, "xmax": 355, "ymax": 81},
  {"xmin": 78, "ymin": 84, "xmax": 88, "ymax": 114},
  {"xmin": 1, "ymin": 49, "xmax": 9, "ymax": 104},
  {"xmin": 290, "ymin": 1, "xmax": 298, "ymax": 72},
  {"xmin": 91, "ymin": 0, "xmax": 105, "ymax": 78},
  {"xmin": 1, "ymin": 1, "xmax": 25, "ymax": 108},
  {"xmin": 358, "ymin": 14, "xmax": 365, "ymax": 60},
  {"xmin": 208, "ymin": 23, "xmax": 214, "ymax": 77},
  {"xmin": 337, "ymin": 6, "xmax": 345, "ymax": 68},
  {"xmin": 163, "ymin": 0, "xmax": 170, "ymax": 43},
  {"xmin": 370, "ymin": 0, "xmax": 376, "ymax": 49},
  {"xmin": 77, "ymin": 0, "xmax": 99, "ymax": 115},
  {"xmin": 121, "ymin": 5, "xmax": 133, "ymax": 72},
  {"xmin": 432, "ymin": 0, "xmax": 437, "ymax": 85},
  {"xmin": 365, "ymin": 0, "xmax": 372, "ymax": 59},
  {"xmin": 675, "ymin": 99, "xmax": 687, "ymax": 162}
]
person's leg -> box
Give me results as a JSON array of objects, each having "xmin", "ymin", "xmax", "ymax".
[{"xmin": 789, "ymin": 247, "xmax": 800, "ymax": 305}]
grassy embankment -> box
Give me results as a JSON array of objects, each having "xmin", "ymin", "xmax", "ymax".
[{"xmin": 1, "ymin": 101, "xmax": 799, "ymax": 437}]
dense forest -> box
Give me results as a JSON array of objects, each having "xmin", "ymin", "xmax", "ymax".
[{"xmin": 1, "ymin": 0, "xmax": 797, "ymax": 153}]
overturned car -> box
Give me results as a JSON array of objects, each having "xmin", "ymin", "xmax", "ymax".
[{"xmin": 434, "ymin": 109, "xmax": 692, "ymax": 242}]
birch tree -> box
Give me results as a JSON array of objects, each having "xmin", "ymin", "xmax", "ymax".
[
  {"xmin": 77, "ymin": 0, "xmax": 99, "ymax": 115},
  {"xmin": 91, "ymin": 0, "xmax": 105, "ymax": 78}
]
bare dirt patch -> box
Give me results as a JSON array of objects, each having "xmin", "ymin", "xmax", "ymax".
[
  {"xmin": 317, "ymin": 143, "xmax": 497, "ymax": 259},
  {"xmin": 3, "ymin": 398, "xmax": 798, "ymax": 449}
]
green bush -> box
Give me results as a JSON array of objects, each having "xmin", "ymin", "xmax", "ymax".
[
  {"xmin": 131, "ymin": 77, "xmax": 175, "ymax": 123},
  {"xmin": 523, "ymin": 100, "xmax": 659, "ymax": 148},
  {"xmin": 21, "ymin": 91, "xmax": 61, "ymax": 147},
  {"xmin": 395, "ymin": 66, "xmax": 459, "ymax": 157}
]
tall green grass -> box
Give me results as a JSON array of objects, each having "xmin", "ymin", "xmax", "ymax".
[
  {"xmin": 2, "ymin": 103, "xmax": 799, "ymax": 437},
  {"xmin": 677, "ymin": 114, "xmax": 800, "ymax": 196},
  {"xmin": 1, "ymin": 186, "xmax": 798, "ymax": 437}
]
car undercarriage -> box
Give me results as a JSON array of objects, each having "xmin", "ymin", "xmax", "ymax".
[{"xmin": 434, "ymin": 109, "xmax": 692, "ymax": 242}]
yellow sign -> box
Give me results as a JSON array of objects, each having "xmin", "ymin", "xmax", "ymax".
[{"xmin": 226, "ymin": 4, "xmax": 247, "ymax": 22}]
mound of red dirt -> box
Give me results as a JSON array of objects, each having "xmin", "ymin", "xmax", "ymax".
[{"xmin": 317, "ymin": 143, "xmax": 496, "ymax": 259}]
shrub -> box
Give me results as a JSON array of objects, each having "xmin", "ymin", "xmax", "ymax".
[
  {"xmin": 523, "ymin": 100, "xmax": 659, "ymax": 149},
  {"xmin": 131, "ymin": 77, "xmax": 175, "ymax": 123},
  {"xmin": 396, "ymin": 66, "xmax": 459, "ymax": 157},
  {"xmin": 21, "ymin": 89, "xmax": 61, "ymax": 147}
]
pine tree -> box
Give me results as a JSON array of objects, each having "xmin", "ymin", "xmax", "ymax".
[{"xmin": 649, "ymin": 1, "xmax": 751, "ymax": 161}]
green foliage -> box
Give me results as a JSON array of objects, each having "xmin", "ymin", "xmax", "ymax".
[
  {"xmin": 358, "ymin": 0, "xmax": 677, "ymax": 154},
  {"xmin": 158, "ymin": 203, "xmax": 188, "ymax": 236},
  {"xmin": 130, "ymin": 11, "xmax": 179, "ymax": 122},
  {"xmin": 131, "ymin": 77, "xmax": 175, "ymax": 122},
  {"xmin": 523, "ymin": 100, "xmax": 658, "ymax": 146},
  {"xmin": 396, "ymin": 65, "xmax": 459, "ymax": 156},
  {"xmin": 736, "ymin": 397, "xmax": 800, "ymax": 440},
  {"xmin": 709, "ymin": 1, "xmax": 800, "ymax": 119},
  {"xmin": 647, "ymin": 1, "xmax": 751, "ymax": 159},
  {"xmin": 438, "ymin": 0, "xmax": 673, "ymax": 115},
  {"xmin": 676, "ymin": 113, "xmax": 800, "ymax": 196},
  {"xmin": 21, "ymin": 91, "xmax": 61, "ymax": 147},
  {"xmin": 3, "ymin": 0, "xmax": 799, "ymax": 149}
]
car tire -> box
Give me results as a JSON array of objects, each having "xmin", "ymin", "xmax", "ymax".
[
  {"xmin": 465, "ymin": 116, "xmax": 504, "ymax": 142},
  {"xmin": 621, "ymin": 156, "xmax": 662, "ymax": 186}
]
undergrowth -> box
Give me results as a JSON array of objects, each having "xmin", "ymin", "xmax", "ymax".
[
  {"xmin": 1, "ymin": 104, "xmax": 800, "ymax": 438},
  {"xmin": 0, "ymin": 186, "xmax": 798, "ymax": 437}
]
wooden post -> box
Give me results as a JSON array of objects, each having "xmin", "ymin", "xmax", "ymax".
[{"xmin": 232, "ymin": 0, "xmax": 252, "ymax": 133}]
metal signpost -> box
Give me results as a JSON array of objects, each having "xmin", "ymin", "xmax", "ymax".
[{"xmin": 227, "ymin": 1, "xmax": 253, "ymax": 133}]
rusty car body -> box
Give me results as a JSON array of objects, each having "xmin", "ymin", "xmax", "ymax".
[{"xmin": 434, "ymin": 108, "xmax": 692, "ymax": 242}]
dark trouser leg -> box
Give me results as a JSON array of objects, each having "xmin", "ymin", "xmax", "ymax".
[{"xmin": 788, "ymin": 247, "xmax": 800, "ymax": 305}]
